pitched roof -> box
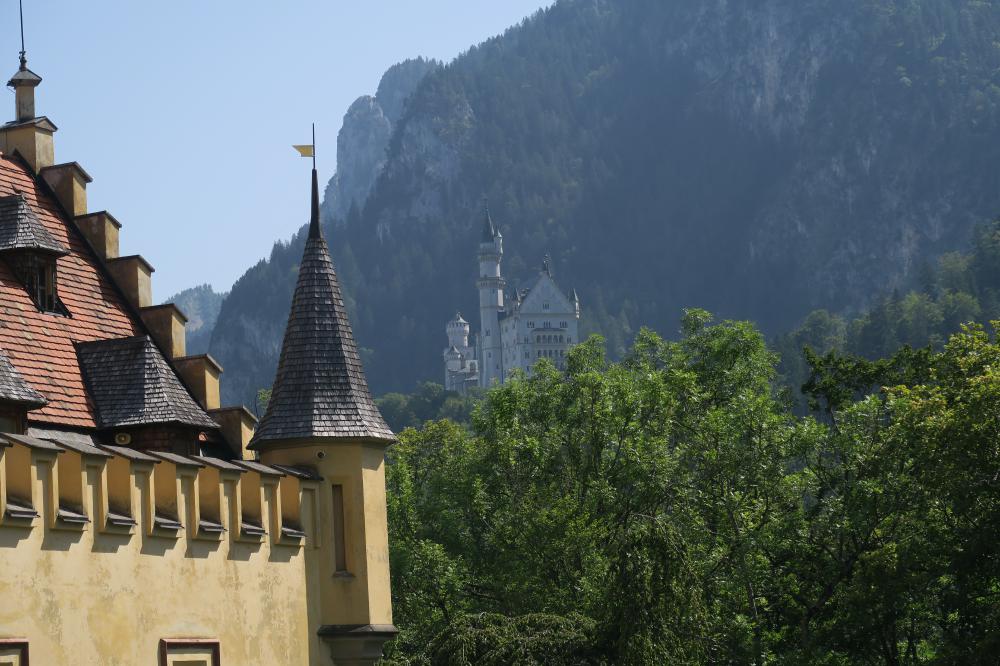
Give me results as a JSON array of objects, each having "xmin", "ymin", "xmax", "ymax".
[
  {"xmin": 250, "ymin": 169, "xmax": 394, "ymax": 447},
  {"xmin": 0, "ymin": 349, "xmax": 46, "ymax": 407},
  {"xmin": 0, "ymin": 153, "xmax": 140, "ymax": 427},
  {"xmin": 76, "ymin": 335, "xmax": 217, "ymax": 430},
  {"xmin": 0, "ymin": 192, "xmax": 69, "ymax": 255}
]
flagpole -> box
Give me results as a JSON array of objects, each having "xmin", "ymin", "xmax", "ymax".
[{"xmin": 312, "ymin": 123, "xmax": 316, "ymax": 170}]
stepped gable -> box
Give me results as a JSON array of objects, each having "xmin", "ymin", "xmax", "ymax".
[
  {"xmin": 250, "ymin": 169, "xmax": 394, "ymax": 447},
  {"xmin": 0, "ymin": 192, "xmax": 68, "ymax": 254},
  {"xmin": 0, "ymin": 349, "xmax": 45, "ymax": 407},
  {"xmin": 0, "ymin": 153, "xmax": 139, "ymax": 427},
  {"xmin": 76, "ymin": 335, "xmax": 217, "ymax": 429}
]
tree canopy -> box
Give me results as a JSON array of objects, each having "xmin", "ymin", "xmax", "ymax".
[{"xmin": 383, "ymin": 311, "xmax": 1000, "ymax": 664}]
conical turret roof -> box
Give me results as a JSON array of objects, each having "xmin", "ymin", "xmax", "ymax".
[
  {"xmin": 481, "ymin": 200, "xmax": 496, "ymax": 243},
  {"xmin": 249, "ymin": 169, "xmax": 394, "ymax": 448}
]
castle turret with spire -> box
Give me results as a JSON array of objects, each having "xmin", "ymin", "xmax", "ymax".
[
  {"xmin": 446, "ymin": 203, "xmax": 581, "ymax": 393},
  {"xmin": 250, "ymin": 165, "xmax": 398, "ymax": 662}
]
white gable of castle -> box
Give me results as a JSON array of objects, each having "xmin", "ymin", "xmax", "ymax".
[{"xmin": 518, "ymin": 274, "xmax": 574, "ymax": 315}]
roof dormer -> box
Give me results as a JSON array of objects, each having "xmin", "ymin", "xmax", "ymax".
[{"xmin": 0, "ymin": 192, "xmax": 69, "ymax": 314}]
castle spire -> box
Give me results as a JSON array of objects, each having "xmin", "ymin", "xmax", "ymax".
[
  {"xmin": 309, "ymin": 166, "xmax": 321, "ymax": 239},
  {"xmin": 249, "ymin": 167, "xmax": 393, "ymax": 448},
  {"xmin": 481, "ymin": 197, "xmax": 496, "ymax": 243}
]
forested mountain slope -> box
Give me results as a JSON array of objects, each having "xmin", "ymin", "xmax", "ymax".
[{"xmin": 210, "ymin": 0, "xmax": 1000, "ymax": 404}]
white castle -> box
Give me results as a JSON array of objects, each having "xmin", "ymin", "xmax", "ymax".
[{"xmin": 444, "ymin": 205, "xmax": 581, "ymax": 393}]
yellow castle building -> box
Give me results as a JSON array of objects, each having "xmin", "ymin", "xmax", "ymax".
[{"xmin": 0, "ymin": 46, "xmax": 397, "ymax": 666}]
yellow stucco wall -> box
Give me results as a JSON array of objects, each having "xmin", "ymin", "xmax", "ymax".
[
  {"xmin": 261, "ymin": 442, "xmax": 394, "ymax": 629},
  {"xmin": 0, "ymin": 440, "xmax": 342, "ymax": 665}
]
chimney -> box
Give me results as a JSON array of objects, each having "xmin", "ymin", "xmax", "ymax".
[
  {"xmin": 139, "ymin": 304, "xmax": 187, "ymax": 359},
  {"xmin": 1, "ymin": 56, "xmax": 55, "ymax": 172},
  {"xmin": 174, "ymin": 355, "xmax": 223, "ymax": 410},
  {"xmin": 106, "ymin": 255, "xmax": 154, "ymax": 309},
  {"xmin": 40, "ymin": 162, "xmax": 91, "ymax": 217},
  {"xmin": 9, "ymin": 55, "xmax": 40, "ymax": 122},
  {"xmin": 75, "ymin": 211, "xmax": 121, "ymax": 260},
  {"xmin": 209, "ymin": 407, "xmax": 258, "ymax": 461}
]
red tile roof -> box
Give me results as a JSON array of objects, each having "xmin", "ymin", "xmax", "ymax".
[{"xmin": 0, "ymin": 151, "xmax": 140, "ymax": 428}]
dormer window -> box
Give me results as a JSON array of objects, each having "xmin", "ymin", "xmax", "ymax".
[
  {"xmin": 18, "ymin": 252, "xmax": 64, "ymax": 313},
  {"xmin": 0, "ymin": 193, "xmax": 70, "ymax": 315}
]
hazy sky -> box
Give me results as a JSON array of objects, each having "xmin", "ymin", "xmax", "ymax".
[{"xmin": 1, "ymin": 1, "xmax": 552, "ymax": 299}]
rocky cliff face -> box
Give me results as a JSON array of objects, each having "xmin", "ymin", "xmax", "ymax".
[
  {"xmin": 322, "ymin": 58, "xmax": 439, "ymax": 223},
  {"xmin": 210, "ymin": 0, "xmax": 1000, "ymax": 402}
]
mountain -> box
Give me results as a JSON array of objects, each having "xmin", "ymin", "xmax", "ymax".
[
  {"xmin": 209, "ymin": 58, "xmax": 439, "ymax": 406},
  {"xmin": 209, "ymin": 0, "xmax": 1000, "ymax": 404},
  {"xmin": 165, "ymin": 284, "xmax": 226, "ymax": 355},
  {"xmin": 322, "ymin": 58, "xmax": 440, "ymax": 223}
]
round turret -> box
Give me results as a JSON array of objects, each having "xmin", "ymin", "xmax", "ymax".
[{"xmin": 446, "ymin": 313, "xmax": 471, "ymax": 349}]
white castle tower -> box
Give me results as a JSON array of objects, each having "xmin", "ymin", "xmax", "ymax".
[
  {"xmin": 443, "ymin": 313, "xmax": 478, "ymax": 392},
  {"xmin": 477, "ymin": 203, "xmax": 505, "ymax": 388},
  {"xmin": 444, "ymin": 204, "xmax": 581, "ymax": 394}
]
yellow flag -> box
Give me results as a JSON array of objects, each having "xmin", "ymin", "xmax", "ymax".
[{"xmin": 293, "ymin": 144, "xmax": 314, "ymax": 157}]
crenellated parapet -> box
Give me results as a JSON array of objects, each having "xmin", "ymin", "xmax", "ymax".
[{"xmin": 0, "ymin": 432, "xmax": 321, "ymax": 549}]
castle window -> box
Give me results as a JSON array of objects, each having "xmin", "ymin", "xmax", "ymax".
[
  {"xmin": 158, "ymin": 638, "xmax": 220, "ymax": 666},
  {"xmin": 544, "ymin": 321, "xmax": 551, "ymax": 329},
  {"xmin": 560, "ymin": 321, "xmax": 568, "ymax": 329},
  {"xmin": 0, "ymin": 639, "xmax": 29, "ymax": 666},
  {"xmin": 543, "ymin": 302, "xmax": 550, "ymax": 310},
  {"xmin": 527, "ymin": 321, "xmax": 535, "ymax": 329},
  {"xmin": 7, "ymin": 253, "xmax": 68, "ymax": 315},
  {"xmin": 332, "ymin": 484, "xmax": 348, "ymax": 573},
  {"xmin": 0, "ymin": 409, "xmax": 23, "ymax": 434}
]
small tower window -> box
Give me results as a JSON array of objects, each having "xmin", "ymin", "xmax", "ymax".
[{"xmin": 332, "ymin": 484, "xmax": 348, "ymax": 573}]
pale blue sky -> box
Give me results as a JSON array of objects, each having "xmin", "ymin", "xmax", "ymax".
[{"xmin": 1, "ymin": 1, "xmax": 551, "ymax": 299}]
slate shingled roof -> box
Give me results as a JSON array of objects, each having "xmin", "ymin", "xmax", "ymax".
[
  {"xmin": 0, "ymin": 349, "xmax": 46, "ymax": 407},
  {"xmin": 250, "ymin": 169, "xmax": 394, "ymax": 447},
  {"xmin": 76, "ymin": 335, "xmax": 217, "ymax": 430},
  {"xmin": 0, "ymin": 192, "xmax": 69, "ymax": 255},
  {"xmin": 0, "ymin": 153, "xmax": 140, "ymax": 427}
]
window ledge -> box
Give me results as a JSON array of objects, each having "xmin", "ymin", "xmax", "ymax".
[
  {"xmin": 236, "ymin": 520, "xmax": 265, "ymax": 543},
  {"xmin": 2, "ymin": 498, "xmax": 38, "ymax": 527},
  {"xmin": 194, "ymin": 519, "xmax": 225, "ymax": 541},
  {"xmin": 104, "ymin": 511, "xmax": 136, "ymax": 535},
  {"xmin": 54, "ymin": 505, "xmax": 89, "ymax": 531},
  {"xmin": 151, "ymin": 513, "xmax": 183, "ymax": 538},
  {"xmin": 275, "ymin": 524, "xmax": 306, "ymax": 548}
]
